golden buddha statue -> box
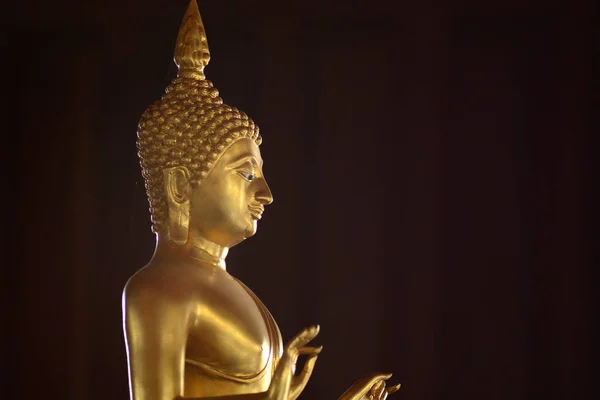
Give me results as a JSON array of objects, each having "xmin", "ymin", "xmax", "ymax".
[{"xmin": 122, "ymin": 1, "xmax": 400, "ymax": 399}]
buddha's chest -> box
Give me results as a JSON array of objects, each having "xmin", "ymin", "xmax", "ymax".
[{"xmin": 185, "ymin": 277, "xmax": 275, "ymax": 379}]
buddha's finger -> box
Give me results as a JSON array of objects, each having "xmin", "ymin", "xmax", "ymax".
[
  {"xmin": 371, "ymin": 381, "xmax": 386, "ymax": 399},
  {"xmin": 288, "ymin": 325, "xmax": 320, "ymax": 348},
  {"xmin": 295, "ymin": 354, "xmax": 319, "ymax": 385},
  {"xmin": 339, "ymin": 373, "xmax": 392, "ymax": 400},
  {"xmin": 290, "ymin": 354, "xmax": 319, "ymax": 399},
  {"xmin": 297, "ymin": 345, "xmax": 323, "ymax": 356},
  {"xmin": 361, "ymin": 372, "xmax": 393, "ymax": 389},
  {"xmin": 386, "ymin": 383, "xmax": 401, "ymax": 394}
]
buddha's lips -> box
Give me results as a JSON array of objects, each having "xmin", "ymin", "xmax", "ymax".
[{"xmin": 248, "ymin": 204, "xmax": 264, "ymax": 220}]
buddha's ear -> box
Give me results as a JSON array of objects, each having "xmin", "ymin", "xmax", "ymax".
[
  {"xmin": 164, "ymin": 166, "xmax": 191, "ymax": 204},
  {"xmin": 163, "ymin": 166, "xmax": 191, "ymax": 245}
]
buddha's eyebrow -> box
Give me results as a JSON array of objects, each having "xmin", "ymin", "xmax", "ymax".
[{"xmin": 228, "ymin": 155, "xmax": 263, "ymax": 169}]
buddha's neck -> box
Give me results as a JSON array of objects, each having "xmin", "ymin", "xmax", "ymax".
[
  {"xmin": 187, "ymin": 233, "xmax": 229, "ymax": 270},
  {"xmin": 155, "ymin": 232, "xmax": 229, "ymax": 271}
]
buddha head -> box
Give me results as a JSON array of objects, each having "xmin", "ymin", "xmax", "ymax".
[{"xmin": 136, "ymin": 0, "xmax": 272, "ymax": 248}]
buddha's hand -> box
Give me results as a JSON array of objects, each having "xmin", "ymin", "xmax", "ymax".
[
  {"xmin": 266, "ymin": 325, "xmax": 322, "ymax": 400},
  {"xmin": 338, "ymin": 372, "xmax": 401, "ymax": 400}
]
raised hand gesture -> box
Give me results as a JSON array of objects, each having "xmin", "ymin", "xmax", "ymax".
[
  {"xmin": 339, "ymin": 372, "xmax": 401, "ymax": 400},
  {"xmin": 266, "ymin": 325, "xmax": 322, "ymax": 400}
]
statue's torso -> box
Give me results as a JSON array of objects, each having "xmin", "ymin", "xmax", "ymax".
[
  {"xmin": 130, "ymin": 261, "xmax": 283, "ymax": 398},
  {"xmin": 183, "ymin": 265, "xmax": 282, "ymax": 397}
]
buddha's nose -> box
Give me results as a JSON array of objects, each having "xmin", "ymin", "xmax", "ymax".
[{"xmin": 255, "ymin": 178, "xmax": 273, "ymax": 206}]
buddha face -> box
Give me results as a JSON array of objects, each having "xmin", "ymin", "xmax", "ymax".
[{"xmin": 188, "ymin": 138, "xmax": 273, "ymax": 248}]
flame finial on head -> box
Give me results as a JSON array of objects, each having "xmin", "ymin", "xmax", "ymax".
[{"xmin": 175, "ymin": 0, "xmax": 210, "ymax": 80}]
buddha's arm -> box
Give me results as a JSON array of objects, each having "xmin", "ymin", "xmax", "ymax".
[{"xmin": 123, "ymin": 278, "xmax": 189, "ymax": 400}]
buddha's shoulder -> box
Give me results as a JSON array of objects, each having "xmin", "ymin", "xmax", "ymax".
[{"xmin": 123, "ymin": 263, "xmax": 230, "ymax": 308}]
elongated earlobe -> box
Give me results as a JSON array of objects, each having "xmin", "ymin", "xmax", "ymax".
[{"xmin": 163, "ymin": 167, "xmax": 191, "ymax": 245}]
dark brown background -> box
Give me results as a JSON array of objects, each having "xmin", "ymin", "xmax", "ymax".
[{"xmin": 4, "ymin": 0, "xmax": 597, "ymax": 399}]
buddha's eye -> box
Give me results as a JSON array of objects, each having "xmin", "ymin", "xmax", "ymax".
[{"xmin": 238, "ymin": 171, "xmax": 255, "ymax": 182}]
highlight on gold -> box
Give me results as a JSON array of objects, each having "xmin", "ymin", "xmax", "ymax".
[{"xmin": 122, "ymin": 1, "xmax": 400, "ymax": 399}]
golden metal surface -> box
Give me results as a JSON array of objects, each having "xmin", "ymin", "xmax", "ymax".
[{"xmin": 122, "ymin": 1, "xmax": 400, "ymax": 399}]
